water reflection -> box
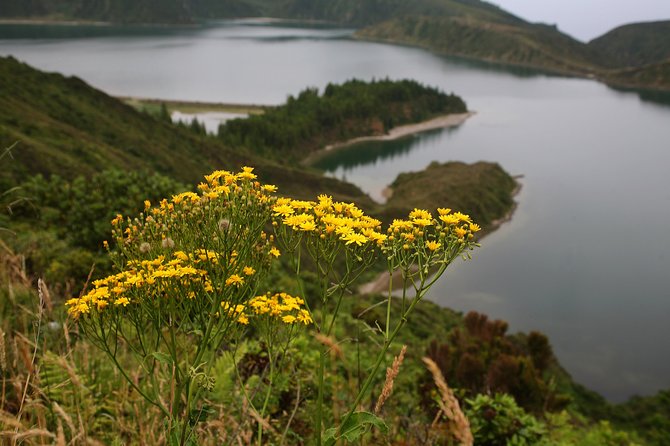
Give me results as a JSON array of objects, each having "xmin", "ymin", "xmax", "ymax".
[
  {"xmin": 606, "ymin": 85, "xmax": 670, "ymax": 108},
  {"xmin": 314, "ymin": 125, "xmax": 460, "ymax": 172}
]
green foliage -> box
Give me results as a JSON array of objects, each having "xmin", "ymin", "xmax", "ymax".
[
  {"xmin": 466, "ymin": 393, "xmax": 546, "ymax": 446},
  {"xmin": 219, "ymin": 78, "xmax": 466, "ymax": 162},
  {"xmin": 423, "ymin": 311, "xmax": 569, "ymax": 414},
  {"xmin": 588, "ymin": 21, "xmax": 670, "ymax": 68},
  {"xmin": 541, "ymin": 411, "xmax": 642, "ymax": 446},
  {"xmin": 358, "ymin": 15, "xmax": 602, "ymax": 76},
  {"xmin": 382, "ymin": 161, "xmax": 518, "ymax": 228},
  {"xmin": 19, "ymin": 169, "xmax": 186, "ymax": 251}
]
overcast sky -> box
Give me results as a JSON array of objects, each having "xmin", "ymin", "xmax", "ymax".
[{"xmin": 490, "ymin": 0, "xmax": 670, "ymax": 42}]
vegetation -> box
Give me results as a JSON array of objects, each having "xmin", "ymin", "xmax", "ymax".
[
  {"xmin": 587, "ymin": 21, "xmax": 670, "ymax": 68},
  {"xmin": 218, "ymin": 79, "xmax": 466, "ymax": 163},
  {"xmin": 381, "ymin": 161, "xmax": 518, "ymax": 229},
  {"xmin": 0, "ymin": 163, "xmax": 649, "ymax": 445},
  {"xmin": 0, "ymin": 43, "xmax": 664, "ymax": 445},
  {"xmin": 2, "ymin": 1, "xmax": 670, "ymax": 90},
  {"xmin": 0, "ymin": 56, "xmax": 374, "ymax": 205},
  {"xmin": 357, "ymin": 16, "xmax": 603, "ymax": 76}
]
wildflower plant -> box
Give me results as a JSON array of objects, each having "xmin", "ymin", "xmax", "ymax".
[
  {"xmin": 273, "ymin": 196, "xmax": 480, "ymax": 444},
  {"xmin": 66, "ymin": 167, "xmax": 311, "ymax": 445},
  {"xmin": 67, "ymin": 166, "xmax": 480, "ymax": 445}
]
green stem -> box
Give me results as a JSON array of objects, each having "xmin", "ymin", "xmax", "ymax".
[
  {"xmin": 337, "ymin": 270, "xmax": 441, "ymax": 439},
  {"xmin": 257, "ymin": 349, "xmax": 276, "ymax": 446}
]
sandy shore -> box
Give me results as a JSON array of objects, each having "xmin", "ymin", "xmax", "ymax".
[{"xmin": 320, "ymin": 112, "xmax": 474, "ymax": 154}]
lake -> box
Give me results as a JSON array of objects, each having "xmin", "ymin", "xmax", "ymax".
[{"xmin": 2, "ymin": 20, "xmax": 669, "ymax": 402}]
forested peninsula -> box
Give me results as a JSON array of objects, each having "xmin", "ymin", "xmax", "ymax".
[{"xmin": 217, "ymin": 79, "xmax": 467, "ymax": 163}]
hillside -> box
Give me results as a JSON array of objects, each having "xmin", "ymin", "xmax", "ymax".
[
  {"xmin": 3, "ymin": 1, "xmax": 670, "ymax": 90},
  {"xmin": 381, "ymin": 161, "xmax": 518, "ymax": 228},
  {"xmin": 588, "ymin": 20, "xmax": 670, "ymax": 68},
  {"xmin": 357, "ymin": 15, "xmax": 602, "ymax": 76},
  {"xmin": 0, "ymin": 56, "xmax": 372, "ymax": 204},
  {"xmin": 600, "ymin": 60, "xmax": 670, "ymax": 92}
]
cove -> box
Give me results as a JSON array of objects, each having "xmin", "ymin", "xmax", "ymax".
[{"xmin": 2, "ymin": 20, "xmax": 669, "ymax": 402}]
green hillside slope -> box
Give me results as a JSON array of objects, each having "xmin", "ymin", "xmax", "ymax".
[
  {"xmin": 0, "ymin": 56, "xmax": 371, "ymax": 204},
  {"xmin": 588, "ymin": 20, "xmax": 670, "ymax": 68},
  {"xmin": 3, "ymin": 0, "xmax": 670, "ymax": 90},
  {"xmin": 600, "ymin": 60, "xmax": 670, "ymax": 91},
  {"xmin": 357, "ymin": 15, "xmax": 602, "ymax": 75}
]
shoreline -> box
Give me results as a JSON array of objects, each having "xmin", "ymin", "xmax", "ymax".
[
  {"xmin": 325, "ymin": 112, "xmax": 473, "ymax": 151},
  {"xmin": 303, "ymin": 111, "xmax": 474, "ymax": 165}
]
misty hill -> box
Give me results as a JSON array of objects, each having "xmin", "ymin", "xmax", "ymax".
[
  {"xmin": 2, "ymin": 1, "xmax": 669, "ymax": 89},
  {"xmin": 602, "ymin": 60, "xmax": 670, "ymax": 92},
  {"xmin": 588, "ymin": 20, "xmax": 670, "ymax": 68},
  {"xmin": 357, "ymin": 16, "xmax": 603, "ymax": 76},
  {"xmin": 0, "ymin": 56, "xmax": 371, "ymax": 204}
]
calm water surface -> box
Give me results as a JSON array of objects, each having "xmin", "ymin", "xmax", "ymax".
[{"xmin": 2, "ymin": 21, "xmax": 669, "ymax": 401}]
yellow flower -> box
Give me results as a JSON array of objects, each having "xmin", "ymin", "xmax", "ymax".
[
  {"xmin": 425, "ymin": 240, "xmax": 442, "ymax": 251},
  {"xmin": 238, "ymin": 314, "xmax": 249, "ymax": 325},
  {"xmin": 299, "ymin": 220, "xmax": 317, "ymax": 232},
  {"xmin": 114, "ymin": 297, "xmax": 130, "ymax": 306},
  {"xmin": 409, "ymin": 209, "xmax": 432, "ymax": 220},
  {"xmin": 439, "ymin": 214, "xmax": 460, "ymax": 225},
  {"xmin": 470, "ymin": 223, "xmax": 482, "ymax": 233},
  {"xmin": 262, "ymin": 184, "xmax": 278, "ymax": 193},
  {"xmin": 282, "ymin": 315, "xmax": 296, "ymax": 324},
  {"xmin": 243, "ymin": 266, "xmax": 256, "ymax": 276},
  {"xmin": 225, "ymin": 274, "xmax": 244, "ymax": 287},
  {"xmin": 272, "ymin": 204, "xmax": 294, "ymax": 217},
  {"xmin": 238, "ymin": 166, "xmax": 257, "ymax": 180},
  {"xmin": 297, "ymin": 310, "xmax": 313, "ymax": 325},
  {"xmin": 454, "ymin": 226, "xmax": 468, "ymax": 239},
  {"xmin": 341, "ymin": 232, "xmax": 367, "ymax": 246},
  {"xmin": 437, "ymin": 208, "xmax": 452, "ymax": 216},
  {"xmin": 269, "ymin": 247, "xmax": 281, "ymax": 258},
  {"xmin": 412, "ymin": 218, "xmax": 433, "ymax": 227},
  {"xmin": 453, "ymin": 212, "xmax": 471, "ymax": 223}
]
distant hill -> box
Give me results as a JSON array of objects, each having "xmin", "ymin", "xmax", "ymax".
[
  {"xmin": 0, "ymin": 56, "xmax": 372, "ymax": 204},
  {"xmin": 2, "ymin": 1, "xmax": 669, "ymax": 90},
  {"xmin": 600, "ymin": 60, "xmax": 670, "ymax": 92},
  {"xmin": 588, "ymin": 21, "xmax": 670, "ymax": 68},
  {"xmin": 0, "ymin": 0, "xmax": 192, "ymax": 24},
  {"xmin": 357, "ymin": 15, "xmax": 603, "ymax": 76}
]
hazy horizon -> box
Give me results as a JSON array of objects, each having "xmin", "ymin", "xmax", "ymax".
[{"xmin": 492, "ymin": 0, "xmax": 670, "ymax": 41}]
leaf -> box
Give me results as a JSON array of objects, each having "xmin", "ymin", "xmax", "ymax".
[
  {"xmin": 151, "ymin": 352, "xmax": 173, "ymax": 365},
  {"xmin": 323, "ymin": 411, "xmax": 388, "ymax": 445}
]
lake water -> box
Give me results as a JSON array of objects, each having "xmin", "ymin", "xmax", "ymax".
[{"xmin": 2, "ymin": 20, "xmax": 669, "ymax": 402}]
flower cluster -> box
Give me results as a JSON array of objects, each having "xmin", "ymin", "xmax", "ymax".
[
  {"xmin": 221, "ymin": 292, "xmax": 312, "ymax": 326},
  {"xmin": 66, "ymin": 252, "xmax": 212, "ymax": 318},
  {"xmin": 381, "ymin": 207, "xmax": 481, "ymax": 276},
  {"xmin": 110, "ymin": 166, "xmax": 279, "ymax": 266},
  {"xmin": 70, "ymin": 167, "xmax": 285, "ymax": 321},
  {"xmin": 273, "ymin": 195, "xmax": 386, "ymax": 248}
]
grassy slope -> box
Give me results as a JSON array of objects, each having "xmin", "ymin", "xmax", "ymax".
[
  {"xmin": 588, "ymin": 20, "xmax": 670, "ymax": 68},
  {"xmin": 0, "ymin": 56, "xmax": 372, "ymax": 205},
  {"xmin": 357, "ymin": 15, "xmax": 602, "ymax": 76},
  {"xmin": 3, "ymin": 1, "xmax": 670, "ymax": 90},
  {"xmin": 380, "ymin": 161, "xmax": 518, "ymax": 228}
]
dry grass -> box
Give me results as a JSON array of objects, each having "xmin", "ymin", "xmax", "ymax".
[
  {"xmin": 374, "ymin": 345, "xmax": 407, "ymax": 414},
  {"xmin": 422, "ymin": 356, "xmax": 473, "ymax": 446}
]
